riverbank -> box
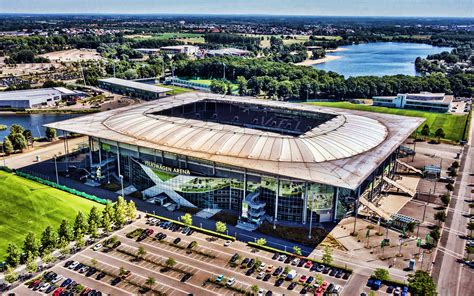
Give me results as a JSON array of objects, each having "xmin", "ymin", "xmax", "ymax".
[
  {"xmin": 295, "ymin": 47, "xmax": 348, "ymax": 66},
  {"xmin": 0, "ymin": 109, "xmax": 99, "ymax": 115}
]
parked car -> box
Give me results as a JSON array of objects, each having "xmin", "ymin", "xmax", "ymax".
[
  {"xmin": 68, "ymin": 261, "xmax": 79, "ymax": 270},
  {"xmin": 329, "ymin": 268, "xmax": 337, "ymax": 276},
  {"xmin": 187, "ymin": 229, "xmax": 194, "ymax": 236},
  {"xmin": 275, "ymin": 278, "xmax": 284, "ymax": 287},
  {"xmin": 286, "ymin": 270, "xmax": 298, "ymax": 280},
  {"xmin": 316, "ymin": 264, "xmax": 324, "ymax": 272},
  {"xmin": 241, "ymin": 258, "xmax": 250, "ymax": 266},
  {"xmin": 335, "ymin": 270, "xmax": 343, "ymax": 278},
  {"xmin": 257, "ymin": 272, "xmax": 265, "ymax": 279},
  {"xmin": 173, "ymin": 237, "xmax": 181, "ymax": 244},
  {"xmin": 258, "ymin": 262, "xmax": 266, "ymax": 271},
  {"xmin": 272, "ymin": 266, "xmax": 283, "ymax": 276},
  {"xmin": 247, "ymin": 259, "xmax": 255, "ymax": 268},
  {"xmin": 79, "ymin": 266, "xmax": 90, "ymax": 274},
  {"xmin": 272, "ymin": 253, "xmax": 279, "ymax": 260},
  {"xmin": 263, "ymin": 274, "xmax": 271, "ymax": 281},
  {"xmin": 230, "ymin": 253, "xmax": 239, "ymax": 263},
  {"xmin": 96, "ymin": 272, "xmax": 106, "ymax": 280},
  {"xmin": 226, "ymin": 278, "xmax": 235, "ymax": 286},
  {"xmin": 299, "ymin": 275, "xmax": 307, "ymax": 283},
  {"xmin": 278, "ymin": 255, "xmax": 287, "ymax": 262},
  {"xmin": 29, "ymin": 280, "xmax": 41, "ymax": 289},
  {"xmin": 306, "ymin": 276, "xmax": 314, "ymax": 284},
  {"xmin": 291, "ymin": 258, "xmax": 300, "ymax": 265},
  {"xmin": 288, "ymin": 282, "xmax": 297, "ymax": 290},
  {"xmin": 61, "ymin": 278, "xmax": 72, "ymax": 288},
  {"xmin": 297, "ymin": 260, "xmax": 305, "ymax": 267},
  {"xmin": 52, "ymin": 275, "xmax": 64, "ymax": 283},
  {"xmin": 304, "ymin": 260, "xmax": 313, "ymax": 268},
  {"xmin": 85, "ymin": 267, "xmax": 97, "ymax": 277},
  {"xmin": 181, "ymin": 227, "xmax": 190, "ymax": 234},
  {"xmin": 215, "ymin": 274, "xmax": 225, "ymax": 283},
  {"xmin": 52, "ymin": 288, "xmax": 63, "ymax": 296},
  {"xmin": 64, "ymin": 260, "xmax": 73, "ymax": 268},
  {"xmin": 246, "ymin": 268, "xmax": 255, "ymax": 276},
  {"xmin": 224, "ymin": 240, "xmax": 232, "ymax": 247},
  {"xmin": 387, "ymin": 286, "xmax": 395, "ymax": 293},
  {"xmin": 46, "ymin": 284, "xmax": 57, "ymax": 293},
  {"xmin": 121, "ymin": 270, "xmax": 131, "ymax": 279},
  {"xmin": 333, "ymin": 285, "xmax": 342, "ymax": 294},
  {"xmin": 181, "ymin": 273, "xmax": 192, "ymax": 282},
  {"xmin": 39, "ymin": 282, "xmax": 51, "ymax": 292},
  {"xmin": 111, "ymin": 277, "xmax": 121, "ymax": 286},
  {"xmin": 93, "ymin": 243, "xmax": 102, "ymax": 251}
]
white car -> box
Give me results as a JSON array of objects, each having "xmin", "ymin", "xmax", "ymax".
[
  {"xmin": 224, "ymin": 240, "xmax": 232, "ymax": 247},
  {"xmin": 258, "ymin": 262, "xmax": 266, "ymax": 271},
  {"xmin": 68, "ymin": 261, "xmax": 79, "ymax": 270},
  {"xmin": 93, "ymin": 243, "xmax": 103, "ymax": 251},
  {"xmin": 256, "ymin": 272, "xmax": 265, "ymax": 279},
  {"xmin": 226, "ymin": 277, "xmax": 235, "ymax": 286},
  {"xmin": 257, "ymin": 289, "xmax": 265, "ymax": 296},
  {"xmin": 333, "ymin": 285, "xmax": 342, "ymax": 294},
  {"xmin": 39, "ymin": 282, "xmax": 50, "ymax": 292},
  {"xmin": 52, "ymin": 275, "xmax": 64, "ymax": 283},
  {"xmin": 291, "ymin": 258, "xmax": 300, "ymax": 265}
]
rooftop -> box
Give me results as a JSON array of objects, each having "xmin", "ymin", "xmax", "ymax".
[
  {"xmin": 98, "ymin": 78, "xmax": 172, "ymax": 94},
  {"xmin": 0, "ymin": 87, "xmax": 83, "ymax": 101},
  {"xmin": 45, "ymin": 93, "xmax": 424, "ymax": 189}
]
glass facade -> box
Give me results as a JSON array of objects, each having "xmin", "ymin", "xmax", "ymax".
[{"xmin": 89, "ymin": 137, "xmax": 398, "ymax": 224}]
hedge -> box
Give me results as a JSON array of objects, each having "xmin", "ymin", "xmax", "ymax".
[
  {"xmin": 15, "ymin": 171, "xmax": 109, "ymax": 205},
  {"xmin": 247, "ymin": 241, "xmax": 353, "ymax": 274},
  {"xmin": 370, "ymin": 275, "xmax": 408, "ymax": 287},
  {"xmin": 146, "ymin": 213, "xmax": 236, "ymax": 241}
]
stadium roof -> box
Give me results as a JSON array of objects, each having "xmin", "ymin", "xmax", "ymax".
[
  {"xmin": 45, "ymin": 93, "xmax": 424, "ymax": 190},
  {"xmin": 98, "ymin": 78, "xmax": 172, "ymax": 94}
]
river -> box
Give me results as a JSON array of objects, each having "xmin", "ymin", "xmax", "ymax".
[
  {"xmin": 0, "ymin": 113, "xmax": 83, "ymax": 139},
  {"xmin": 313, "ymin": 42, "xmax": 452, "ymax": 77}
]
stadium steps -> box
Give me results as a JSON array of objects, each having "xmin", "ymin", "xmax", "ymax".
[
  {"xmin": 358, "ymin": 196, "xmax": 392, "ymax": 220},
  {"xmin": 382, "ymin": 176, "xmax": 416, "ymax": 197},
  {"xmin": 396, "ymin": 159, "xmax": 423, "ymax": 175}
]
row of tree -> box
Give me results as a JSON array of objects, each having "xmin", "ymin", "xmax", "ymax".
[
  {"xmin": 175, "ymin": 56, "xmax": 473, "ymax": 99},
  {"xmin": 4, "ymin": 197, "xmax": 136, "ymax": 271},
  {"xmin": 2, "ymin": 124, "xmax": 56, "ymax": 155}
]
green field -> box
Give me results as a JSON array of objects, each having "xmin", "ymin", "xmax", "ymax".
[
  {"xmin": 308, "ymin": 102, "xmax": 469, "ymax": 142},
  {"xmin": 156, "ymin": 84, "xmax": 191, "ymax": 94},
  {"xmin": 188, "ymin": 79, "xmax": 239, "ymax": 93},
  {"xmin": 125, "ymin": 33, "xmax": 205, "ymax": 44},
  {"xmin": 0, "ymin": 171, "xmax": 104, "ymax": 260}
]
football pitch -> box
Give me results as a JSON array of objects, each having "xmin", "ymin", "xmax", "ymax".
[
  {"xmin": 0, "ymin": 171, "xmax": 104, "ymax": 260},
  {"xmin": 308, "ymin": 101, "xmax": 469, "ymax": 142}
]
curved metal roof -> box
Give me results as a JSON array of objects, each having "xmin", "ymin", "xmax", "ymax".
[
  {"xmin": 45, "ymin": 92, "xmax": 424, "ymax": 189},
  {"xmin": 102, "ymin": 95, "xmax": 388, "ymax": 163}
]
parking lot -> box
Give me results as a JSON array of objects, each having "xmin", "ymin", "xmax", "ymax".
[{"xmin": 14, "ymin": 216, "xmax": 354, "ymax": 295}]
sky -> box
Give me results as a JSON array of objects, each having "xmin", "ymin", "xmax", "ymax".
[{"xmin": 0, "ymin": 0, "xmax": 472, "ymax": 17}]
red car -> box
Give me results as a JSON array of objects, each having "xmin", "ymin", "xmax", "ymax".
[
  {"xmin": 53, "ymin": 288, "xmax": 63, "ymax": 296},
  {"xmin": 29, "ymin": 280, "xmax": 41, "ymax": 289},
  {"xmin": 145, "ymin": 229, "xmax": 154, "ymax": 236},
  {"xmin": 320, "ymin": 281, "xmax": 329, "ymax": 290},
  {"xmin": 304, "ymin": 260, "xmax": 313, "ymax": 268},
  {"xmin": 81, "ymin": 288, "xmax": 91, "ymax": 295},
  {"xmin": 299, "ymin": 275, "xmax": 307, "ymax": 283}
]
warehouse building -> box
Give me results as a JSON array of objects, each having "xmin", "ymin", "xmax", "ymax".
[
  {"xmin": 0, "ymin": 87, "xmax": 84, "ymax": 109},
  {"xmin": 46, "ymin": 93, "xmax": 423, "ymax": 230},
  {"xmin": 98, "ymin": 78, "xmax": 172, "ymax": 100}
]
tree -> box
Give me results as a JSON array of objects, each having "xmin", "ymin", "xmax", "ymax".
[
  {"xmin": 119, "ymin": 266, "xmax": 127, "ymax": 276},
  {"xmin": 251, "ymin": 284, "xmax": 259, "ymax": 294},
  {"xmin": 3, "ymin": 137, "xmax": 13, "ymax": 155},
  {"xmin": 4, "ymin": 266, "xmax": 18, "ymax": 283},
  {"xmin": 421, "ymin": 124, "xmax": 431, "ymax": 140},
  {"xmin": 6, "ymin": 243, "xmax": 21, "ymax": 267},
  {"xmin": 9, "ymin": 124, "xmax": 24, "ymax": 135},
  {"xmin": 23, "ymin": 129, "xmax": 33, "ymax": 147},
  {"xmin": 23, "ymin": 232, "xmax": 39, "ymax": 262},
  {"xmin": 40, "ymin": 226, "xmax": 57, "ymax": 256},
  {"xmin": 468, "ymin": 222, "xmax": 474, "ymax": 237},
  {"xmin": 45, "ymin": 127, "xmax": 56, "ymax": 141},
  {"xmin": 10, "ymin": 133, "xmax": 27, "ymax": 152},
  {"xmin": 293, "ymin": 246, "xmax": 302, "ymax": 256},
  {"xmin": 114, "ymin": 196, "xmax": 128, "ymax": 227},
  {"xmin": 145, "ymin": 276, "xmax": 156, "ymax": 291},
  {"xmin": 89, "ymin": 221, "xmax": 99, "ymax": 238},
  {"xmin": 434, "ymin": 128, "xmax": 445, "ymax": 141},
  {"xmin": 406, "ymin": 222, "xmax": 416, "ymax": 236},
  {"xmin": 26, "ymin": 259, "xmax": 38, "ymax": 274},
  {"xmin": 126, "ymin": 200, "xmax": 137, "ymax": 221},
  {"xmin": 90, "ymin": 258, "xmax": 98, "ymax": 268},
  {"xmin": 102, "ymin": 210, "xmax": 112, "ymax": 233},
  {"xmin": 215, "ymin": 221, "xmax": 227, "ymax": 233},
  {"xmin": 256, "ymin": 238, "xmax": 266, "ymax": 246},
  {"xmin": 373, "ymin": 268, "xmax": 390, "ymax": 281},
  {"xmin": 210, "ymin": 80, "xmax": 227, "ymax": 94},
  {"xmin": 408, "ymin": 270, "xmax": 437, "ymax": 296},
  {"xmin": 322, "ymin": 246, "xmax": 333, "ymax": 265},
  {"xmin": 88, "ymin": 206, "xmax": 101, "ymax": 233},
  {"xmin": 434, "ymin": 211, "xmax": 447, "ymax": 226},
  {"xmin": 137, "ymin": 246, "xmax": 146, "ymax": 260},
  {"xmin": 283, "ymin": 266, "xmax": 291, "ymax": 274},
  {"xmin": 75, "ymin": 230, "xmax": 85, "ymax": 249},
  {"xmin": 73, "ymin": 211, "xmax": 88, "ymax": 239},
  {"xmin": 440, "ymin": 193, "xmax": 451, "ymax": 208},
  {"xmin": 58, "ymin": 219, "xmax": 73, "ymax": 242},
  {"xmin": 430, "ymin": 227, "xmax": 441, "ymax": 246},
  {"xmin": 59, "ymin": 246, "xmax": 70, "ymax": 257},
  {"xmin": 165, "ymin": 257, "xmax": 176, "ymax": 268},
  {"xmin": 41, "ymin": 253, "xmax": 55, "ymax": 265},
  {"xmin": 181, "ymin": 213, "xmax": 193, "ymax": 226},
  {"xmin": 236, "ymin": 76, "xmax": 248, "ymax": 96}
]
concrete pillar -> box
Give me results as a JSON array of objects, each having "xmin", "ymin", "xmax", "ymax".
[
  {"xmin": 302, "ymin": 182, "xmax": 308, "ymax": 224},
  {"xmin": 333, "ymin": 187, "xmax": 339, "ymax": 222},
  {"xmin": 88, "ymin": 137, "xmax": 93, "ymax": 170},
  {"xmin": 274, "ymin": 177, "xmax": 280, "ymax": 224}
]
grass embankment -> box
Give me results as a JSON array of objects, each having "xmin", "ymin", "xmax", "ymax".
[
  {"xmin": 0, "ymin": 171, "xmax": 104, "ymax": 260},
  {"xmin": 308, "ymin": 102, "xmax": 469, "ymax": 143}
]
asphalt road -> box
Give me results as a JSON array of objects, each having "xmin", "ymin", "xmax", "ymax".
[{"xmin": 432, "ymin": 118, "xmax": 474, "ymax": 295}]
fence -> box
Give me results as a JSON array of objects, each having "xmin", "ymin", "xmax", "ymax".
[{"xmin": 15, "ymin": 171, "xmax": 109, "ymax": 205}]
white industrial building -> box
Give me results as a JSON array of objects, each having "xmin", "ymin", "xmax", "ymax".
[
  {"xmin": 0, "ymin": 87, "xmax": 84, "ymax": 109},
  {"xmin": 373, "ymin": 92, "xmax": 453, "ymax": 113}
]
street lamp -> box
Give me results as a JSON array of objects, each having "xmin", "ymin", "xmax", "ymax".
[
  {"xmin": 54, "ymin": 155, "xmax": 59, "ymax": 185},
  {"xmin": 119, "ymin": 174, "xmax": 124, "ymax": 198}
]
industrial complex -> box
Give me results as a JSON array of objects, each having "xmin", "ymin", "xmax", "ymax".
[
  {"xmin": 373, "ymin": 92, "xmax": 453, "ymax": 113},
  {"xmin": 45, "ymin": 92, "xmax": 424, "ymax": 230},
  {"xmin": 0, "ymin": 87, "xmax": 84, "ymax": 109}
]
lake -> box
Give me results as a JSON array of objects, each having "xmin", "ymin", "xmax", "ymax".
[
  {"xmin": 313, "ymin": 42, "xmax": 452, "ymax": 77},
  {"xmin": 0, "ymin": 113, "xmax": 83, "ymax": 139}
]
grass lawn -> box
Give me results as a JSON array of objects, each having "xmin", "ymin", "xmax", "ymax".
[
  {"xmin": 152, "ymin": 169, "xmax": 176, "ymax": 182},
  {"xmin": 0, "ymin": 171, "xmax": 104, "ymax": 260},
  {"xmin": 188, "ymin": 79, "xmax": 239, "ymax": 93},
  {"xmin": 308, "ymin": 101, "xmax": 469, "ymax": 142},
  {"xmin": 156, "ymin": 84, "xmax": 191, "ymax": 94}
]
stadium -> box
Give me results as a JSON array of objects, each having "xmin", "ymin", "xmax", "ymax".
[{"xmin": 45, "ymin": 92, "xmax": 424, "ymax": 230}]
